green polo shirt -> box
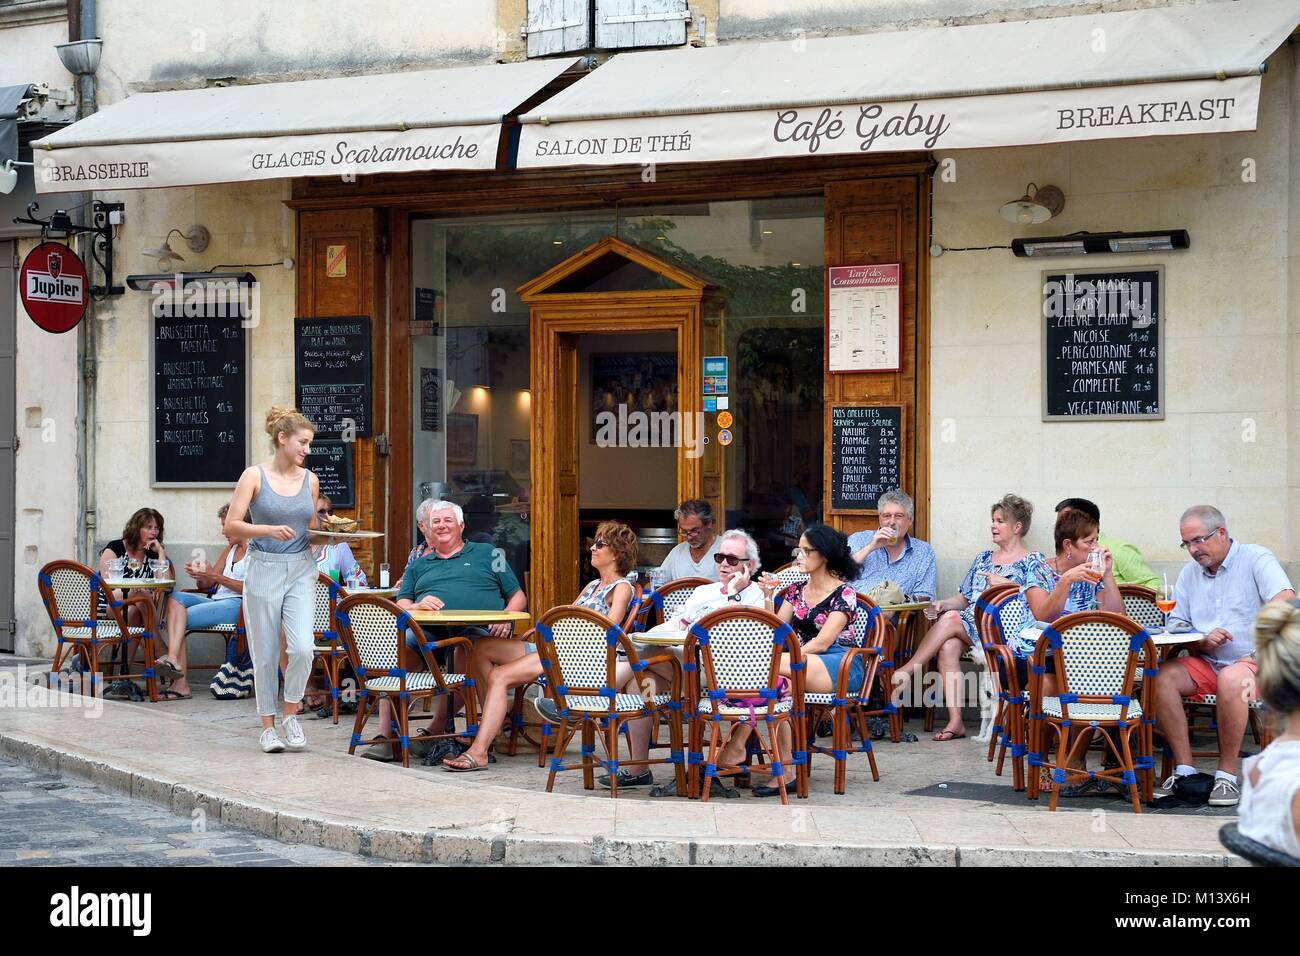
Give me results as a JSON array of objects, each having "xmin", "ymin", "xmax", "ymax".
[
  {"xmin": 396, "ymin": 540, "xmax": 521, "ymax": 609},
  {"xmin": 1099, "ymin": 533, "xmax": 1160, "ymax": 590}
]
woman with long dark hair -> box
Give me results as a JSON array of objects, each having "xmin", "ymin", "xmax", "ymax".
[
  {"xmin": 717, "ymin": 523, "xmax": 862, "ymax": 795},
  {"xmin": 223, "ymin": 406, "xmax": 320, "ymax": 754}
]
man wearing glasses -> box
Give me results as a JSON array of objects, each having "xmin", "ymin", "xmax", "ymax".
[
  {"xmin": 656, "ymin": 498, "xmax": 721, "ymax": 582},
  {"xmin": 1154, "ymin": 505, "xmax": 1294, "ymax": 805}
]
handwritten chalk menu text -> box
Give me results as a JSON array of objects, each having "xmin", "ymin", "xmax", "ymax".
[
  {"xmin": 295, "ymin": 316, "xmax": 372, "ymax": 437},
  {"xmin": 830, "ymin": 404, "xmax": 903, "ymax": 512},
  {"xmin": 1042, "ymin": 268, "xmax": 1163, "ymax": 421},
  {"xmin": 309, "ymin": 440, "xmax": 355, "ymax": 509},
  {"xmin": 153, "ymin": 312, "xmax": 247, "ymax": 487}
]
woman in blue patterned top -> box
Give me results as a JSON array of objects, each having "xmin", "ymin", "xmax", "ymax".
[
  {"xmin": 892, "ymin": 494, "xmax": 1044, "ymax": 741},
  {"xmin": 1019, "ymin": 508, "xmax": 1123, "ymax": 654}
]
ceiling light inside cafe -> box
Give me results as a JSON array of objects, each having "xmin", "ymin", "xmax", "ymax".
[{"xmin": 999, "ymin": 183, "xmax": 1065, "ymax": 225}]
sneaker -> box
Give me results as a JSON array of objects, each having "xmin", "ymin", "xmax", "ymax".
[
  {"xmin": 359, "ymin": 743, "xmax": 396, "ymax": 762},
  {"xmin": 1153, "ymin": 773, "xmax": 1185, "ymax": 800},
  {"xmin": 259, "ymin": 728, "xmax": 286, "ymax": 754},
  {"xmin": 534, "ymin": 696, "xmax": 562, "ymax": 723},
  {"xmin": 598, "ymin": 769, "xmax": 654, "ymax": 789},
  {"xmin": 1208, "ymin": 777, "xmax": 1241, "ymax": 807},
  {"xmin": 282, "ymin": 715, "xmax": 307, "ymax": 751}
]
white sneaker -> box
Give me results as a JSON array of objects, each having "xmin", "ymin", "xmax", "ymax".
[
  {"xmin": 259, "ymin": 727, "xmax": 286, "ymax": 753},
  {"xmin": 282, "ymin": 715, "xmax": 307, "ymax": 751}
]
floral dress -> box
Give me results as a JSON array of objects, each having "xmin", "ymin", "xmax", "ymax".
[
  {"xmin": 956, "ymin": 550, "xmax": 1046, "ymax": 644},
  {"xmin": 786, "ymin": 580, "xmax": 866, "ymax": 692}
]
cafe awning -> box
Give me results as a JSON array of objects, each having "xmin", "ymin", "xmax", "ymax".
[
  {"xmin": 517, "ymin": 0, "xmax": 1299, "ymax": 168},
  {"xmin": 32, "ymin": 58, "xmax": 580, "ymax": 193}
]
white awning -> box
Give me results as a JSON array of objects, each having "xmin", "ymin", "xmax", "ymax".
[
  {"xmin": 32, "ymin": 58, "xmax": 579, "ymax": 192},
  {"xmin": 518, "ymin": 0, "xmax": 1299, "ymax": 168}
]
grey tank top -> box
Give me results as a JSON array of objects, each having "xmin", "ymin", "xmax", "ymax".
[{"xmin": 247, "ymin": 465, "xmax": 313, "ymax": 554}]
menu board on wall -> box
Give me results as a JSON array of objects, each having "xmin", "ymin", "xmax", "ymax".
[
  {"xmin": 152, "ymin": 310, "xmax": 247, "ymax": 487},
  {"xmin": 829, "ymin": 404, "xmax": 903, "ymax": 512},
  {"xmin": 309, "ymin": 440, "xmax": 355, "ymax": 509},
  {"xmin": 295, "ymin": 316, "xmax": 372, "ymax": 437},
  {"xmin": 826, "ymin": 263, "xmax": 901, "ymax": 372},
  {"xmin": 1042, "ymin": 267, "xmax": 1163, "ymax": 421}
]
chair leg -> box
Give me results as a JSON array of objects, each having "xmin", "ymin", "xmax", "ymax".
[
  {"xmin": 508, "ymin": 686, "xmax": 526, "ymax": 757},
  {"xmin": 852, "ymin": 705, "xmax": 879, "ymax": 783},
  {"xmin": 142, "ymin": 639, "xmax": 159, "ymax": 703},
  {"xmin": 1119, "ymin": 727, "xmax": 1142, "ymax": 814},
  {"xmin": 667, "ymin": 705, "xmax": 687, "ymax": 795},
  {"xmin": 537, "ymin": 717, "xmax": 551, "ymax": 769},
  {"xmin": 348, "ymin": 695, "xmax": 371, "ymax": 755},
  {"xmin": 755, "ymin": 720, "xmax": 789, "ymax": 806},
  {"xmin": 581, "ymin": 720, "xmax": 595, "ymax": 791},
  {"xmin": 988, "ymin": 697, "xmax": 1005, "ymax": 763},
  {"xmin": 396, "ymin": 695, "xmax": 411, "ymax": 768},
  {"xmin": 831, "ymin": 706, "xmax": 847, "ymax": 795},
  {"xmin": 605, "ymin": 717, "xmax": 620, "ymax": 798},
  {"xmin": 545, "ymin": 717, "xmax": 569, "ymax": 793},
  {"xmin": 701, "ymin": 720, "xmax": 723, "ymax": 804}
]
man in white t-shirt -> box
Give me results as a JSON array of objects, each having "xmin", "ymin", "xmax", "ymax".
[
  {"xmin": 1154, "ymin": 506, "xmax": 1294, "ymax": 807},
  {"xmin": 656, "ymin": 498, "xmax": 721, "ymax": 582}
]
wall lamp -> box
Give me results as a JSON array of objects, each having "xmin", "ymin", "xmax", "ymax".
[{"xmin": 1011, "ymin": 229, "xmax": 1190, "ymax": 258}]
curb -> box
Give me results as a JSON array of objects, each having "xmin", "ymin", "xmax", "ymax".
[{"xmin": 0, "ymin": 731, "xmax": 1242, "ymax": 867}]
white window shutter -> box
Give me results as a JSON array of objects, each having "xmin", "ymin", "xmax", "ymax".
[
  {"xmin": 596, "ymin": 0, "xmax": 689, "ymax": 49},
  {"xmin": 526, "ymin": 0, "xmax": 593, "ymax": 58}
]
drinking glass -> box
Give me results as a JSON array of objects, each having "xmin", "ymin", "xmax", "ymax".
[
  {"xmin": 110, "ymin": 556, "xmax": 127, "ymax": 578},
  {"xmin": 1154, "ymin": 591, "xmax": 1176, "ymax": 631},
  {"xmin": 1087, "ymin": 549, "xmax": 1104, "ymax": 579},
  {"xmin": 150, "ymin": 558, "xmax": 169, "ymax": 580},
  {"xmin": 126, "ymin": 556, "xmax": 142, "ymax": 578},
  {"xmin": 379, "ymin": 563, "xmax": 391, "ymax": 589},
  {"xmin": 649, "ymin": 569, "xmax": 667, "ymax": 592}
]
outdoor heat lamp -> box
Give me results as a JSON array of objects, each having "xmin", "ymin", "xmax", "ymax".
[{"xmin": 1011, "ymin": 230, "xmax": 1190, "ymax": 257}]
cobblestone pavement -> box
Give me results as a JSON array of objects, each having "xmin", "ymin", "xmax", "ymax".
[{"xmin": 0, "ymin": 757, "xmax": 395, "ymax": 867}]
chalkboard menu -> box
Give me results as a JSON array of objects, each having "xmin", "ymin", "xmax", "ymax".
[
  {"xmin": 152, "ymin": 310, "xmax": 247, "ymax": 487},
  {"xmin": 309, "ymin": 440, "xmax": 355, "ymax": 509},
  {"xmin": 295, "ymin": 316, "xmax": 372, "ymax": 437},
  {"xmin": 1042, "ymin": 267, "xmax": 1163, "ymax": 421},
  {"xmin": 829, "ymin": 404, "xmax": 903, "ymax": 512}
]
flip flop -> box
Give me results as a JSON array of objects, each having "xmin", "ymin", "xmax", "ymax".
[
  {"xmin": 442, "ymin": 752, "xmax": 490, "ymax": 772},
  {"xmin": 156, "ymin": 688, "xmax": 192, "ymax": 702},
  {"xmin": 153, "ymin": 658, "xmax": 182, "ymax": 681},
  {"xmin": 931, "ymin": 729, "xmax": 967, "ymax": 742}
]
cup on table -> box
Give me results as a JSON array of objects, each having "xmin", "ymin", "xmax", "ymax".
[
  {"xmin": 924, "ymin": 602, "xmax": 941, "ymax": 621},
  {"xmin": 150, "ymin": 558, "xmax": 169, "ymax": 580},
  {"xmin": 379, "ymin": 563, "xmax": 391, "ymax": 589}
]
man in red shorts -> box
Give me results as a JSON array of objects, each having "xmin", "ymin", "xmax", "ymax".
[{"xmin": 1154, "ymin": 506, "xmax": 1294, "ymax": 806}]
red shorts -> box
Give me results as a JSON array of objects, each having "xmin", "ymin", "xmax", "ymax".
[{"xmin": 1180, "ymin": 655, "xmax": 1256, "ymax": 698}]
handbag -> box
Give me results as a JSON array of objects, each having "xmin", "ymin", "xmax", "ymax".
[
  {"xmin": 209, "ymin": 637, "xmax": 254, "ymax": 700},
  {"xmin": 723, "ymin": 676, "xmax": 792, "ymax": 725},
  {"xmin": 864, "ymin": 579, "xmax": 907, "ymax": 606}
]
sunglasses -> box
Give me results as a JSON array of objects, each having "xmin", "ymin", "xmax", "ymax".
[
  {"xmin": 317, "ymin": 508, "xmax": 333, "ymax": 517},
  {"xmin": 713, "ymin": 552, "xmax": 746, "ymax": 566},
  {"xmin": 591, "ymin": 538, "xmax": 608, "ymax": 550}
]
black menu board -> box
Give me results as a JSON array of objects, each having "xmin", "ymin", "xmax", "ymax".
[
  {"xmin": 309, "ymin": 440, "xmax": 355, "ymax": 509},
  {"xmin": 829, "ymin": 404, "xmax": 903, "ymax": 512},
  {"xmin": 152, "ymin": 311, "xmax": 246, "ymax": 487},
  {"xmin": 295, "ymin": 316, "xmax": 372, "ymax": 437},
  {"xmin": 1042, "ymin": 268, "xmax": 1163, "ymax": 420}
]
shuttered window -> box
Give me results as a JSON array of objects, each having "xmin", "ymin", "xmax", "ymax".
[
  {"xmin": 596, "ymin": 0, "xmax": 689, "ymax": 49},
  {"xmin": 525, "ymin": 0, "xmax": 593, "ymax": 58}
]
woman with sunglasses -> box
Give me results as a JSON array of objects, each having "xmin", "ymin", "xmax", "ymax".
[
  {"xmin": 310, "ymin": 495, "xmax": 367, "ymax": 586},
  {"xmin": 441, "ymin": 521, "xmax": 639, "ymax": 772}
]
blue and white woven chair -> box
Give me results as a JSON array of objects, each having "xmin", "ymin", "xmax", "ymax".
[
  {"xmin": 686, "ymin": 607, "xmax": 805, "ymax": 804},
  {"xmin": 1118, "ymin": 585, "xmax": 1163, "ymax": 631},
  {"xmin": 974, "ymin": 584, "xmax": 1032, "ymax": 791},
  {"xmin": 644, "ymin": 576, "xmax": 711, "ymax": 630},
  {"xmin": 1026, "ymin": 610, "xmax": 1156, "ymax": 812},
  {"xmin": 334, "ymin": 593, "xmax": 479, "ymax": 768},
  {"xmin": 310, "ymin": 573, "xmax": 347, "ymax": 724},
  {"xmin": 534, "ymin": 605, "xmax": 686, "ymax": 797},
  {"xmin": 771, "ymin": 563, "xmax": 809, "ymax": 611},
  {"xmin": 802, "ymin": 593, "xmax": 888, "ymax": 795},
  {"xmin": 37, "ymin": 560, "xmax": 162, "ymax": 702}
]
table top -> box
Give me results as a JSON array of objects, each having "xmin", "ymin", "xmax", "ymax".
[
  {"xmin": 878, "ymin": 601, "xmax": 931, "ymax": 613},
  {"xmin": 1151, "ymin": 631, "xmax": 1204, "ymax": 646},
  {"xmin": 344, "ymin": 586, "xmax": 398, "ymax": 596},
  {"xmin": 634, "ymin": 628, "xmax": 688, "ymax": 647},
  {"xmin": 406, "ymin": 609, "xmax": 533, "ymax": 626},
  {"xmin": 103, "ymin": 579, "xmax": 174, "ymax": 589}
]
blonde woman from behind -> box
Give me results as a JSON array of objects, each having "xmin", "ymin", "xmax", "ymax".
[{"xmin": 1238, "ymin": 599, "xmax": 1300, "ymax": 858}]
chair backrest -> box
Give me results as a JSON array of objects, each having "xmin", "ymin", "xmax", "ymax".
[
  {"xmin": 534, "ymin": 605, "xmax": 641, "ymax": 711},
  {"xmin": 620, "ymin": 583, "xmax": 643, "ymax": 632},
  {"xmin": 1119, "ymin": 584, "xmax": 1163, "ymax": 630},
  {"xmin": 772, "ymin": 562, "xmax": 809, "ymax": 589},
  {"xmin": 334, "ymin": 594, "xmax": 410, "ymax": 675},
  {"xmin": 1219, "ymin": 822, "xmax": 1300, "ymax": 868},
  {"xmin": 313, "ymin": 572, "xmax": 343, "ymax": 638},
  {"xmin": 1037, "ymin": 611, "xmax": 1154, "ymax": 719},
  {"xmin": 37, "ymin": 560, "xmax": 131, "ymax": 638},
  {"xmin": 847, "ymin": 593, "xmax": 888, "ymax": 700},
  {"xmin": 655, "ymin": 576, "xmax": 711, "ymax": 625},
  {"xmin": 690, "ymin": 607, "xmax": 792, "ymax": 697}
]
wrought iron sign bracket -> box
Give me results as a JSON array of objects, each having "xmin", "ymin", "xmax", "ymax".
[{"xmin": 12, "ymin": 200, "xmax": 126, "ymax": 297}]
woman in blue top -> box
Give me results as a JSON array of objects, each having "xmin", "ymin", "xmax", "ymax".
[
  {"xmin": 892, "ymin": 494, "xmax": 1044, "ymax": 742},
  {"xmin": 224, "ymin": 406, "xmax": 321, "ymax": 755}
]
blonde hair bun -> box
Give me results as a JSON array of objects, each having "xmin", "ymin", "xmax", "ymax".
[
  {"xmin": 264, "ymin": 406, "xmax": 315, "ymax": 450},
  {"xmin": 1254, "ymin": 600, "xmax": 1300, "ymax": 714}
]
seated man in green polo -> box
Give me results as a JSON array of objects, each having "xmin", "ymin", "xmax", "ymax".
[
  {"xmin": 1054, "ymin": 497, "xmax": 1160, "ymax": 590},
  {"xmin": 362, "ymin": 499, "xmax": 528, "ymax": 761}
]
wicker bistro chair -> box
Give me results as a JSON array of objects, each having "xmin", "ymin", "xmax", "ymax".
[
  {"xmin": 334, "ymin": 593, "xmax": 480, "ymax": 768},
  {"xmin": 802, "ymin": 594, "xmax": 889, "ymax": 794},
  {"xmin": 644, "ymin": 576, "xmax": 711, "ymax": 630},
  {"xmin": 686, "ymin": 607, "xmax": 806, "ymax": 805},
  {"xmin": 974, "ymin": 584, "xmax": 1032, "ymax": 790},
  {"xmin": 771, "ymin": 563, "xmax": 809, "ymax": 611},
  {"xmin": 1119, "ymin": 585, "xmax": 1163, "ymax": 631},
  {"xmin": 1219, "ymin": 822, "xmax": 1300, "ymax": 867},
  {"xmin": 1026, "ymin": 611, "xmax": 1157, "ymax": 813},
  {"xmin": 308, "ymin": 573, "xmax": 350, "ymax": 724},
  {"xmin": 38, "ymin": 560, "xmax": 162, "ymax": 702},
  {"xmin": 533, "ymin": 605, "xmax": 687, "ymax": 797}
]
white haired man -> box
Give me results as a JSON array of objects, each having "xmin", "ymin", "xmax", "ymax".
[
  {"xmin": 1154, "ymin": 506, "xmax": 1294, "ymax": 805},
  {"xmin": 847, "ymin": 489, "xmax": 937, "ymax": 600}
]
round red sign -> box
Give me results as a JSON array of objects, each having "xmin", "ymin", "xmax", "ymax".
[{"xmin": 19, "ymin": 241, "xmax": 89, "ymax": 333}]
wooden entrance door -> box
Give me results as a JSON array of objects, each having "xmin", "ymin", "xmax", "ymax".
[{"xmin": 520, "ymin": 237, "xmax": 718, "ymax": 617}]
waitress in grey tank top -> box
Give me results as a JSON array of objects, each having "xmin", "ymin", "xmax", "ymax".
[{"xmin": 223, "ymin": 406, "xmax": 321, "ymax": 754}]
